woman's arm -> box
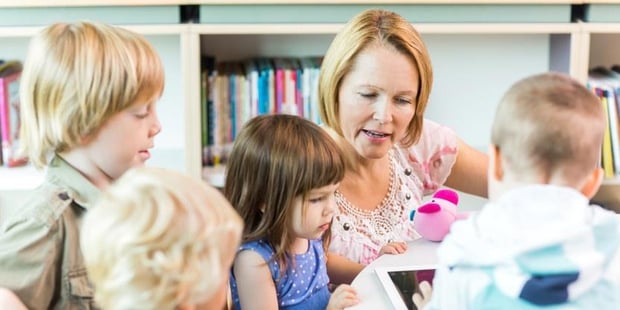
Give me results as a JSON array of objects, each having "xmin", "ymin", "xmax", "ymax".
[
  {"xmin": 233, "ymin": 251, "xmax": 279, "ymax": 310},
  {"xmin": 326, "ymin": 253, "xmax": 365, "ymax": 285},
  {"xmin": 444, "ymin": 138, "xmax": 488, "ymax": 198}
]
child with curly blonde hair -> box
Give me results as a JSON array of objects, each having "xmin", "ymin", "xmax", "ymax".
[{"xmin": 81, "ymin": 167, "xmax": 243, "ymax": 309}]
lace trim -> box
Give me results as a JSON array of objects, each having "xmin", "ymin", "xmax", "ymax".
[{"xmin": 334, "ymin": 151, "xmax": 406, "ymax": 238}]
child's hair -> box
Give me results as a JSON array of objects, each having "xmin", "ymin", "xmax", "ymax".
[
  {"xmin": 491, "ymin": 72, "xmax": 605, "ymax": 185},
  {"xmin": 19, "ymin": 21, "xmax": 165, "ymax": 168},
  {"xmin": 81, "ymin": 166, "xmax": 243, "ymax": 309},
  {"xmin": 318, "ymin": 9, "xmax": 432, "ymax": 147},
  {"xmin": 224, "ymin": 114, "xmax": 345, "ymax": 270}
]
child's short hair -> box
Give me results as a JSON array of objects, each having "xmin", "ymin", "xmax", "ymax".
[
  {"xmin": 224, "ymin": 114, "xmax": 345, "ymax": 269},
  {"xmin": 19, "ymin": 22, "xmax": 165, "ymax": 168},
  {"xmin": 491, "ymin": 72, "xmax": 605, "ymax": 184},
  {"xmin": 81, "ymin": 167, "xmax": 242, "ymax": 309}
]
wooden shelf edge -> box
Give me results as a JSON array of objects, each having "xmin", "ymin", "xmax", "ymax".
[
  {"xmin": 0, "ymin": 0, "xmax": 587, "ymax": 6},
  {"xmin": 0, "ymin": 166, "xmax": 44, "ymax": 191},
  {"xmin": 192, "ymin": 23, "xmax": 578, "ymax": 35},
  {"xmin": 0, "ymin": 24, "xmax": 187, "ymax": 37},
  {"xmin": 191, "ymin": 0, "xmax": 583, "ymax": 4},
  {"xmin": 0, "ymin": 0, "xmax": 186, "ymax": 7}
]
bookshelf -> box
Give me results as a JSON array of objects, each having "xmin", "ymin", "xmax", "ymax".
[{"xmin": 1, "ymin": 1, "xmax": 620, "ymax": 211}]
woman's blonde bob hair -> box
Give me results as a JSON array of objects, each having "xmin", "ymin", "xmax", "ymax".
[
  {"xmin": 81, "ymin": 166, "xmax": 243, "ymax": 309},
  {"xmin": 318, "ymin": 9, "xmax": 433, "ymax": 147},
  {"xmin": 19, "ymin": 21, "xmax": 165, "ymax": 168}
]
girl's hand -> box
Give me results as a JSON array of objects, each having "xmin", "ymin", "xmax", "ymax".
[
  {"xmin": 378, "ymin": 241, "xmax": 407, "ymax": 256},
  {"xmin": 326, "ymin": 284, "xmax": 359, "ymax": 309},
  {"xmin": 412, "ymin": 280, "xmax": 433, "ymax": 309}
]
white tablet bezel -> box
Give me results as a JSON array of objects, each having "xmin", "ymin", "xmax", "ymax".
[{"xmin": 374, "ymin": 264, "xmax": 437, "ymax": 310}]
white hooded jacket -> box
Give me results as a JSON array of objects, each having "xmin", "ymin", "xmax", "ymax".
[{"xmin": 426, "ymin": 185, "xmax": 620, "ymax": 309}]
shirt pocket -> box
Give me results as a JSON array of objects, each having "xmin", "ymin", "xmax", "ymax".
[{"xmin": 66, "ymin": 269, "xmax": 96, "ymax": 309}]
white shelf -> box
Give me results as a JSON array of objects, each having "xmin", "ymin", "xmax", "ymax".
[
  {"xmin": 0, "ymin": 166, "xmax": 44, "ymax": 191},
  {"xmin": 202, "ymin": 165, "xmax": 226, "ymax": 188}
]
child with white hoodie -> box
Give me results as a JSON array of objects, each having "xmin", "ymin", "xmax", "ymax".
[{"xmin": 424, "ymin": 72, "xmax": 620, "ymax": 309}]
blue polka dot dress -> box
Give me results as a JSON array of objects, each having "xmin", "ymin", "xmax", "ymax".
[{"xmin": 230, "ymin": 239, "xmax": 331, "ymax": 309}]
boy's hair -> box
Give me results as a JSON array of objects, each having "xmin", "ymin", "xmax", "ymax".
[
  {"xmin": 491, "ymin": 72, "xmax": 605, "ymax": 185},
  {"xmin": 19, "ymin": 21, "xmax": 165, "ymax": 168},
  {"xmin": 81, "ymin": 167, "xmax": 243, "ymax": 309},
  {"xmin": 224, "ymin": 114, "xmax": 345, "ymax": 270},
  {"xmin": 318, "ymin": 9, "xmax": 432, "ymax": 147}
]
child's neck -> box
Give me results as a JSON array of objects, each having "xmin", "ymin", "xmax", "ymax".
[
  {"xmin": 290, "ymin": 238, "xmax": 309, "ymax": 255},
  {"xmin": 58, "ymin": 151, "xmax": 114, "ymax": 189}
]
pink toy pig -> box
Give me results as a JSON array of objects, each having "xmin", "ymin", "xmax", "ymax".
[{"xmin": 409, "ymin": 189, "xmax": 469, "ymax": 242}]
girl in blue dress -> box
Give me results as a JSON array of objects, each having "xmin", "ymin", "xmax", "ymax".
[{"xmin": 226, "ymin": 114, "xmax": 359, "ymax": 309}]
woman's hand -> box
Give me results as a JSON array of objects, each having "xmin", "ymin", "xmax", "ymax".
[
  {"xmin": 326, "ymin": 284, "xmax": 359, "ymax": 309},
  {"xmin": 378, "ymin": 241, "xmax": 408, "ymax": 256},
  {"xmin": 412, "ymin": 280, "xmax": 433, "ymax": 309}
]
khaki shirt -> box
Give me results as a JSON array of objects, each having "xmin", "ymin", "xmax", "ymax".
[{"xmin": 0, "ymin": 155, "xmax": 100, "ymax": 310}]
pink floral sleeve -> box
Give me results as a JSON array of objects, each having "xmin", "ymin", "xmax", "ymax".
[{"xmin": 403, "ymin": 119, "xmax": 458, "ymax": 196}]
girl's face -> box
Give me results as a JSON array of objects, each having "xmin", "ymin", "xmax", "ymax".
[
  {"xmin": 337, "ymin": 44, "xmax": 419, "ymax": 160},
  {"xmin": 291, "ymin": 183, "xmax": 339, "ymax": 241}
]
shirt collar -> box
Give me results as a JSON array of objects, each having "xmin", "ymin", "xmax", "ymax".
[{"xmin": 45, "ymin": 155, "xmax": 100, "ymax": 210}]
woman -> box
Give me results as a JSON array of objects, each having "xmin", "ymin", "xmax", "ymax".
[{"xmin": 319, "ymin": 9, "xmax": 489, "ymax": 284}]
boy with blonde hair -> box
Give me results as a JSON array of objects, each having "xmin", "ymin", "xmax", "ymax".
[
  {"xmin": 81, "ymin": 166, "xmax": 243, "ymax": 309},
  {"xmin": 0, "ymin": 21, "xmax": 164, "ymax": 309},
  {"xmin": 424, "ymin": 72, "xmax": 620, "ymax": 309}
]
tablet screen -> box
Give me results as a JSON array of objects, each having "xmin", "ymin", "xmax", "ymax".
[{"xmin": 375, "ymin": 265, "xmax": 436, "ymax": 310}]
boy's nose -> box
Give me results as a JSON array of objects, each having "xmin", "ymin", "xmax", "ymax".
[{"xmin": 150, "ymin": 117, "xmax": 162, "ymax": 136}]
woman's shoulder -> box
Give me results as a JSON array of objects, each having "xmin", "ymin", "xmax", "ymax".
[{"xmin": 394, "ymin": 119, "xmax": 459, "ymax": 192}]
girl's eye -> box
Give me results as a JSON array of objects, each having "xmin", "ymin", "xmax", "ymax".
[{"xmin": 309, "ymin": 196, "xmax": 324, "ymax": 203}]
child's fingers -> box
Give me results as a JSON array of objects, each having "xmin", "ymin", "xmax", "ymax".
[
  {"xmin": 419, "ymin": 280, "xmax": 432, "ymax": 298},
  {"xmin": 412, "ymin": 281, "xmax": 433, "ymax": 309},
  {"xmin": 412, "ymin": 292, "xmax": 425, "ymax": 308},
  {"xmin": 332, "ymin": 284, "xmax": 356, "ymax": 295},
  {"xmin": 380, "ymin": 242, "xmax": 407, "ymax": 255}
]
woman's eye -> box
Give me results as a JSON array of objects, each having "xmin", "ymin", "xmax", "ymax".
[
  {"xmin": 396, "ymin": 97, "xmax": 412, "ymax": 105},
  {"xmin": 359, "ymin": 92, "xmax": 377, "ymax": 99},
  {"xmin": 135, "ymin": 112, "xmax": 149, "ymax": 119}
]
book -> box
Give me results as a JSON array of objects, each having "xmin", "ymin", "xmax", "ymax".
[{"xmin": 0, "ymin": 60, "xmax": 27, "ymax": 167}]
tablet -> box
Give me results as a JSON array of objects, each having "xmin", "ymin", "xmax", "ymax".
[{"xmin": 375, "ymin": 265, "xmax": 437, "ymax": 310}]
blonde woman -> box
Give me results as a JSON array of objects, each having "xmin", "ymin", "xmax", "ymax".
[
  {"xmin": 318, "ymin": 9, "xmax": 489, "ymax": 283},
  {"xmin": 81, "ymin": 166, "xmax": 243, "ymax": 309},
  {"xmin": 0, "ymin": 21, "xmax": 163, "ymax": 308}
]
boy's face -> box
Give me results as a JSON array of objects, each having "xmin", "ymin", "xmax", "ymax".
[{"xmin": 84, "ymin": 101, "xmax": 161, "ymax": 181}]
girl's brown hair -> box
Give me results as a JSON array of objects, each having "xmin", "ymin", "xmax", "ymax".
[{"xmin": 224, "ymin": 114, "xmax": 345, "ymax": 272}]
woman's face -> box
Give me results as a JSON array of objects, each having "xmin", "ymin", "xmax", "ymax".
[{"xmin": 337, "ymin": 44, "xmax": 419, "ymax": 160}]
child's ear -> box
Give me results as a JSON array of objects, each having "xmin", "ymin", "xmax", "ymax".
[
  {"xmin": 580, "ymin": 167, "xmax": 603, "ymax": 199},
  {"xmin": 488, "ymin": 144, "xmax": 503, "ymax": 182}
]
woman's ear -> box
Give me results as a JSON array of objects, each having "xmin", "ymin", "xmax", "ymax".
[
  {"xmin": 580, "ymin": 167, "xmax": 603, "ymax": 199},
  {"xmin": 488, "ymin": 144, "xmax": 503, "ymax": 182}
]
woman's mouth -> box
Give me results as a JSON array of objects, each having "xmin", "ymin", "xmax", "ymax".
[{"xmin": 362, "ymin": 129, "xmax": 389, "ymax": 138}]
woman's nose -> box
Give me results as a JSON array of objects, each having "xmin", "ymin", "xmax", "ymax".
[{"xmin": 373, "ymin": 98, "xmax": 393, "ymax": 125}]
